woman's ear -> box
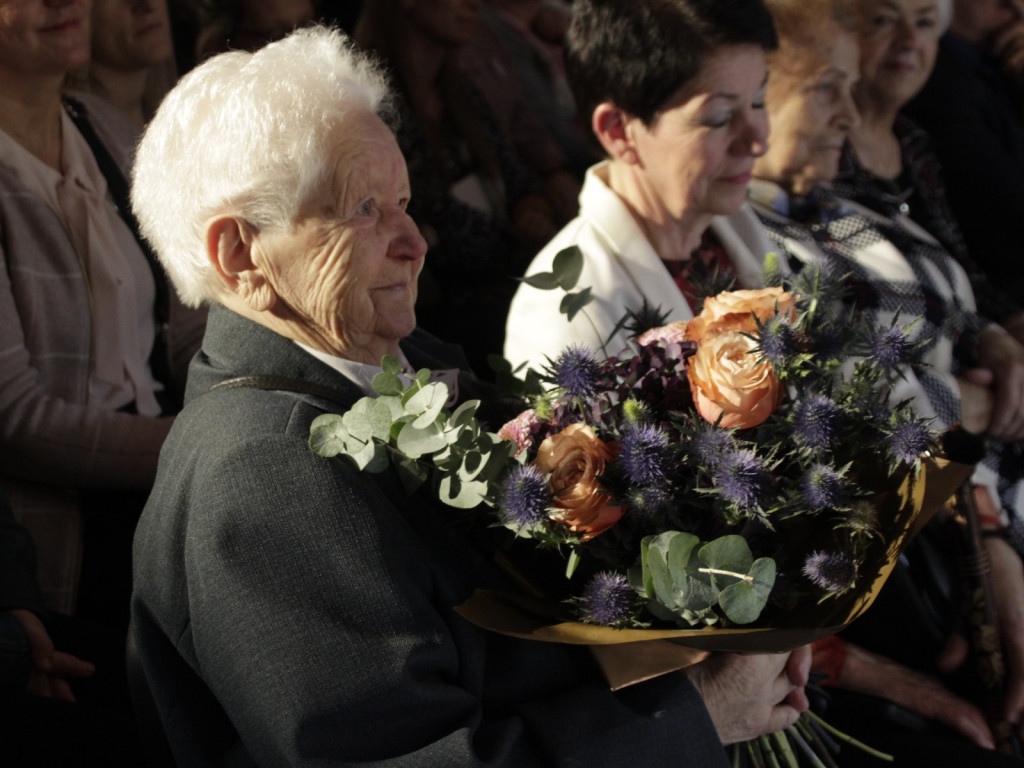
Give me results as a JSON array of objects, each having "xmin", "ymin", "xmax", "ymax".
[
  {"xmin": 592, "ymin": 102, "xmax": 639, "ymax": 165},
  {"xmin": 205, "ymin": 216, "xmax": 276, "ymax": 312}
]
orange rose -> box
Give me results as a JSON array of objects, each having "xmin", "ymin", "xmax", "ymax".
[
  {"xmin": 688, "ymin": 328, "xmax": 781, "ymax": 429},
  {"xmin": 533, "ymin": 423, "xmax": 624, "ymax": 541},
  {"xmin": 685, "ymin": 287, "xmax": 797, "ymax": 343}
]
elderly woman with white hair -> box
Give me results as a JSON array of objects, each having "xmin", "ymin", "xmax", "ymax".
[
  {"xmin": 129, "ymin": 25, "xmax": 812, "ymax": 768},
  {"xmin": 834, "ymin": 0, "xmax": 1024, "ymax": 342}
]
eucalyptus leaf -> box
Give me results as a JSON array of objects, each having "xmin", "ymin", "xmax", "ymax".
[
  {"xmin": 520, "ymin": 271, "xmax": 561, "ymax": 290},
  {"xmin": 457, "ymin": 450, "xmax": 485, "ymax": 482},
  {"xmin": 342, "ymin": 397, "xmax": 397, "ymax": 442},
  {"xmin": 699, "ymin": 535, "xmax": 754, "ymax": 586},
  {"xmin": 551, "ymin": 245, "xmax": 584, "ymax": 290},
  {"xmin": 396, "ymin": 420, "xmax": 448, "ymax": 458},
  {"xmin": 449, "ymin": 399, "xmax": 481, "ymax": 429},
  {"xmin": 348, "ymin": 439, "xmax": 388, "ymax": 472},
  {"xmin": 371, "ymin": 371, "xmax": 404, "ymax": 396},
  {"xmin": 380, "ymin": 355, "xmax": 404, "ymax": 376},
  {"xmin": 308, "ymin": 413, "xmax": 351, "ymax": 457},
  {"xmin": 560, "ymin": 288, "xmax": 593, "ymax": 322},
  {"xmin": 405, "ymin": 382, "xmax": 448, "ymax": 427},
  {"xmin": 718, "ymin": 558, "xmax": 776, "ymax": 625},
  {"xmin": 394, "ymin": 455, "xmax": 430, "ymax": 495},
  {"xmin": 438, "ymin": 475, "xmax": 490, "ymax": 509}
]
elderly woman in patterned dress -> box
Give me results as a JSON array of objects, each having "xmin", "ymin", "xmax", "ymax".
[{"xmin": 750, "ymin": 0, "xmax": 1024, "ymax": 763}]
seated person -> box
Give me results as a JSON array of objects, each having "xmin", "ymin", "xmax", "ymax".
[
  {"xmin": 750, "ymin": 0, "xmax": 1024, "ymax": 760},
  {"xmin": 834, "ymin": 0, "xmax": 1024, "ymax": 343},
  {"xmin": 902, "ymin": 0, "xmax": 1024, "ymax": 312},
  {"xmin": 0, "ymin": 0, "xmax": 204, "ymax": 626},
  {"xmin": 0, "ymin": 484, "xmax": 144, "ymax": 765},
  {"xmin": 71, "ymin": 0, "xmax": 178, "ymax": 126},
  {"xmin": 354, "ymin": 0, "xmax": 561, "ymax": 375},
  {"xmin": 128, "ymin": 25, "xmax": 811, "ymax": 766},
  {"xmin": 503, "ymin": 0, "xmax": 778, "ymax": 373}
]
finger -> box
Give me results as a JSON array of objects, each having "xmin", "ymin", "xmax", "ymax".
[
  {"xmin": 936, "ymin": 633, "xmax": 970, "ymax": 673},
  {"xmin": 763, "ymin": 703, "xmax": 803, "ymax": 735},
  {"xmin": 939, "ymin": 702, "xmax": 995, "ymax": 749},
  {"xmin": 47, "ymin": 676, "xmax": 77, "ymax": 704},
  {"xmin": 786, "ymin": 644, "xmax": 812, "ymax": 688},
  {"xmin": 10, "ymin": 609, "xmax": 55, "ymax": 673},
  {"xmin": 49, "ymin": 651, "xmax": 95, "ymax": 680}
]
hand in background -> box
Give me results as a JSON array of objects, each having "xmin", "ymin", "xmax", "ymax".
[
  {"xmin": 964, "ymin": 326, "xmax": 1024, "ymax": 440},
  {"xmin": 985, "ymin": 535, "xmax": 1024, "ymax": 737},
  {"xmin": 686, "ymin": 646, "xmax": 810, "ymax": 745},
  {"xmin": 837, "ymin": 641, "xmax": 994, "ymax": 748},
  {"xmin": 10, "ymin": 608, "xmax": 94, "ymax": 702}
]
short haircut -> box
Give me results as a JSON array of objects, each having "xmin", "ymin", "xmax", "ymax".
[
  {"xmin": 565, "ymin": 0, "xmax": 779, "ymax": 128},
  {"xmin": 131, "ymin": 25, "xmax": 393, "ymax": 307}
]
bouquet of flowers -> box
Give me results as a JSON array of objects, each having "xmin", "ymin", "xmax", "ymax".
[{"xmin": 309, "ymin": 248, "xmax": 972, "ymax": 765}]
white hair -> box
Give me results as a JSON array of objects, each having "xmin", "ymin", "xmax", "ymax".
[{"xmin": 131, "ymin": 25, "xmax": 394, "ymax": 307}]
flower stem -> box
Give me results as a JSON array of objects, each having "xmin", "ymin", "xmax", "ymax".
[
  {"xmin": 805, "ymin": 711, "xmax": 894, "ymax": 762},
  {"xmin": 697, "ymin": 567, "xmax": 754, "ymax": 583}
]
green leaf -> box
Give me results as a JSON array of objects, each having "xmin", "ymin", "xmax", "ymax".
[
  {"xmin": 380, "ymin": 355, "xmax": 404, "ymax": 375},
  {"xmin": 308, "ymin": 413, "xmax": 350, "ymax": 457},
  {"xmin": 404, "ymin": 382, "xmax": 448, "ymax": 427},
  {"xmin": 342, "ymin": 397, "xmax": 397, "ymax": 442},
  {"xmin": 718, "ymin": 557, "xmax": 776, "ymax": 625},
  {"xmin": 348, "ymin": 440, "xmax": 388, "ymax": 472},
  {"xmin": 551, "ymin": 245, "xmax": 584, "ymax": 290},
  {"xmin": 699, "ymin": 536, "xmax": 754, "ymax": 589},
  {"xmin": 395, "ymin": 421, "xmax": 448, "ymax": 458},
  {"xmin": 438, "ymin": 475, "xmax": 490, "ymax": 509},
  {"xmin": 520, "ymin": 271, "xmax": 561, "ymax": 290},
  {"xmin": 560, "ymin": 288, "xmax": 593, "ymax": 322},
  {"xmin": 371, "ymin": 370, "xmax": 404, "ymax": 396},
  {"xmin": 449, "ymin": 399, "xmax": 480, "ymax": 429},
  {"xmin": 393, "ymin": 455, "xmax": 429, "ymax": 495}
]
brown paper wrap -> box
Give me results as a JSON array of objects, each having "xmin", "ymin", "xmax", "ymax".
[{"xmin": 455, "ymin": 454, "xmax": 973, "ymax": 689}]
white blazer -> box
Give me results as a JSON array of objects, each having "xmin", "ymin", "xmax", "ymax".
[{"xmin": 504, "ymin": 162, "xmax": 775, "ymax": 373}]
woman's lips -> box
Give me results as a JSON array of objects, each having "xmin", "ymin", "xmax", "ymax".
[{"xmin": 720, "ymin": 171, "xmax": 753, "ymax": 185}]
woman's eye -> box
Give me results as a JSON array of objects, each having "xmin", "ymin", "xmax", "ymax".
[
  {"xmin": 356, "ymin": 200, "xmax": 375, "ymax": 217},
  {"xmin": 703, "ymin": 113, "xmax": 731, "ymax": 128}
]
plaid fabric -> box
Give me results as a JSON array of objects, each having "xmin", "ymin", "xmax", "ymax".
[
  {"xmin": 750, "ymin": 179, "xmax": 1023, "ymax": 523},
  {"xmin": 835, "ymin": 116, "xmax": 1022, "ymax": 324}
]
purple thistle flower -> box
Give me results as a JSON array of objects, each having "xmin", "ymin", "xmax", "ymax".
[
  {"xmin": 802, "ymin": 550, "xmax": 857, "ymax": 594},
  {"xmin": 578, "ymin": 571, "xmax": 634, "ymax": 626},
  {"xmin": 498, "ymin": 465, "xmax": 550, "ymax": 530},
  {"xmin": 793, "ymin": 395, "xmax": 842, "ymax": 450},
  {"xmin": 693, "ymin": 428, "xmax": 733, "ymax": 468},
  {"xmin": 625, "ymin": 485, "xmax": 672, "ymax": 518},
  {"xmin": 550, "ymin": 345, "xmax": 600, "ymax": 397},
  {"xmin": 801, "ymin": 463, "xmax": 845, "ymax": 510},
  {"xmin": 758, "ymin": 315, "xmax": 798, "ymax": 364},
  {"xmin": 886, "ymin": 419, "xmax": 931, "ymax": 464},
  {"xmin": 714, "ymin": 449, "xmax": 768, "ymax": 510},
  {"xmin": 619, "ymin": 424, "xmax": 670, "ymax": 485},
  {"xmin": 870, "ymin": 326, "xmax": 909, "ymax": 370}
]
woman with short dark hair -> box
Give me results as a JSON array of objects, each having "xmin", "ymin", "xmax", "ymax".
[{"xmin": 505, "ymin": 0, "xmax": 781, "ymax": 372}]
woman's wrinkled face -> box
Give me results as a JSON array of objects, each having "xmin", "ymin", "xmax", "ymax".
[
  {"xmin": 253, "ymin": 111, "xmax": 427, "ymax": 363},
  {"xmin": 628, "ymin": 44, "xmax": 770, "ymax": 221},
  {"xmin": 856, "ymin": 0, "xmax": 941, "ymax": 110},
  {"xmin": 0, "ymin": 0, "xmax": 91, "ymax": 79},
  {"xmin": 91, "ymin": 0, "xmax": 172, "ymax": 72},
  {"xmin": 755, "ymin": 27, "xmax": 860, "ymax": 195}
]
